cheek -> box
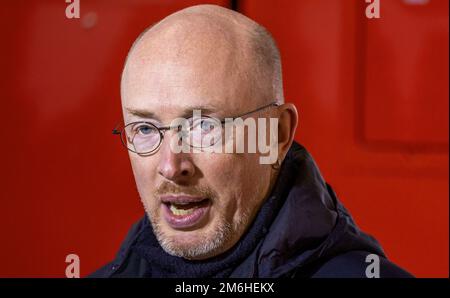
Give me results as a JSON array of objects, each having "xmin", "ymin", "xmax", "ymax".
[
  {"xmin": 129, "ymin": 154, "xmax": 158, "ymax": 199},
  {"xmin": 197, "ymin": 154, "xmax": 242, "ymax": 187},
  {"xmin": 196, "ymin": 153, "xmax": 268, "ymax": 210}
]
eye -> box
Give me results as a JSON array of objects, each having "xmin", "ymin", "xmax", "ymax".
[
  {"xmin": 201, "ymin": 119, "xmax": 215, "ymax": 132},
  {"xmin": 134, "ymin": 123, "xmax": 157, "ymax": 135},
  {"xmin": 192, "ymin": 118, "xmax": 218, "ymax": 134}
]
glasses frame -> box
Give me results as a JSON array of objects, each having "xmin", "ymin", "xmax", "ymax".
[{"xmin": 112, "ymin": 101, "xmax": 279, "ymax": 155}]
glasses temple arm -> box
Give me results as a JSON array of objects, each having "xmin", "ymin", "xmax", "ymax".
[{"xmin": 221, "ymin": 101, "xmax": 279, "ymax": 121}]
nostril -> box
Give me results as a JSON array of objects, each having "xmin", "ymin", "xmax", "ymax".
[{"xmin": 181, "ymin": 169, "xmax": 189, "ymax": 176}]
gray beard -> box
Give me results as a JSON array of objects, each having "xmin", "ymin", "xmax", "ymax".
[{"xmin": 147, "ymin": 207, "xmax": 251, "ymax": 260}]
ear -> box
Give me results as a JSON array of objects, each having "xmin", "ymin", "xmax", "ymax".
[{"xmin": 276, "ymin": 103, "xmax": 298, "ymax": 162}]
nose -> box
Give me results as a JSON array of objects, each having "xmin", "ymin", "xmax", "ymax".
[{"xmin": 156, "ymin": 132, "xmax": 195, "ymax": 183}]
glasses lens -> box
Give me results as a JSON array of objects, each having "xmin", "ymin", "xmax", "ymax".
[
  {"xmin": 187, "ymin": 117, "xmax": 223, "ymax": 148},
  {"xmin": 123, "ymin": 122, "xmax": 161, "ymax": 154}
]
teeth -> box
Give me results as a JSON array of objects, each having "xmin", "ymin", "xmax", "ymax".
[{"xmin": 170, "ymin": 204, "xmax": 195, "ymax": 216}]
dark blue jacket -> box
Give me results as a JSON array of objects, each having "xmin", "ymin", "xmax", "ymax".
[{"xmin": 90, "ymin": 142, "xmax": 413, "ymax": 278}]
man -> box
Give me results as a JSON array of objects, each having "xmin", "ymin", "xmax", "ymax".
[{"xmin": 91, "ymin": 4, "xmax": 412, "ymax": 278}]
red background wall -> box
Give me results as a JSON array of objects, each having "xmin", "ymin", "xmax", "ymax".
[{"xmin": 0, "ymin": 0, "xmax": 448, "ymax": 277}]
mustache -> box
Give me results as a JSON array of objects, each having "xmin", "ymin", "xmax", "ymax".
[{"xmin": 154, "ymin": 182, "xmax": 217, "ymax": 200}]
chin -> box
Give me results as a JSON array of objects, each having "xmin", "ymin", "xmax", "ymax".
[{"xmin": 155, "ymin": 219, "xmax": 233, "ymax": 260}]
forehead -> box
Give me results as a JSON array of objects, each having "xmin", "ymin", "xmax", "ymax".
[{"xmin": 121, "ymin": 56, "xmax": 257, "ymax": 120}]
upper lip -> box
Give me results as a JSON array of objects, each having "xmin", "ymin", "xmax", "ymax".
[{"xmin": 160, "ymin": 195, "xmax": 208, "ymax": 205}]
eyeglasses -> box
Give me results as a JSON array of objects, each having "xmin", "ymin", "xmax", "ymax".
[{"xmin": 112, "ymin": 101, "xmax": 279, "ymax": 155}]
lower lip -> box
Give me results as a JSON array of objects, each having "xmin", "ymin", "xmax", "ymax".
[{"xmin": 162, "ymin": 201, "xmax": 211, "ymax": 229}]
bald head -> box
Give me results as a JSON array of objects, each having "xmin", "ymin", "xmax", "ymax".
[{"xmin": 121, "ymin": 4, "xmax": 284, "ymax": 110}]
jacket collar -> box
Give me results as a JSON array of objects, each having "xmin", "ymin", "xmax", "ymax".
[{"xmin": 230, "ymin": 142, "xmax": 385, "ymax": 277}]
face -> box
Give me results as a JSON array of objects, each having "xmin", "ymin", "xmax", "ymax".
[{"xmin": 121, "ymin": 27, "xmax": 276, "ymax": 260}]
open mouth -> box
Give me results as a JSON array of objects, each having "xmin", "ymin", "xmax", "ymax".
[
  {"xmin": 161, "ymin": 196, "xmax": 211, "ymax": 229},
  {"xmin": 168, "ymin": 199, "xmax": 209, "ymax": 215}
]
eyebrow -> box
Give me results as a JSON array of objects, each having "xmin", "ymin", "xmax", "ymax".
[
  {"xmin": 125, "ymin": 105, "xmax": 220, "ymax": 121},
  {"xmin": 126, "ymin": 108, "xmax": 160, "ymax": 121}
]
